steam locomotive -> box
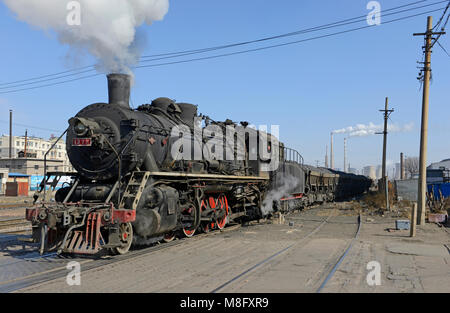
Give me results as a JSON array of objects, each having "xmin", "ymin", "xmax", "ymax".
[{"xmin": 26, "ymin": 74, "xmax": 371, "ymax": 255}]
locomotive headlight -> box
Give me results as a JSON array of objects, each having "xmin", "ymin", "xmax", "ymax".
[
  {"xmin": 69, "ymin": 117, "xmax": 101, "ymax": 138},
  {"xmin": 74, "ymin": 120, "xmax": 88, "ymax": 136}
]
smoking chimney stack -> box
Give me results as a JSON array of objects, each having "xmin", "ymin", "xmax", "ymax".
[{"xmin": 107, "ymin": 73, "xmax": 131, "ymax": 108}]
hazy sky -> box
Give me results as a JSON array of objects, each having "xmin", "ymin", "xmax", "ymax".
[{"xmin": 0, "ymin": 0, "xmax": 449, "ymax": 171}]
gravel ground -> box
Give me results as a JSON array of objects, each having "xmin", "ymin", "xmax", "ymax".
[{"xmin": 0, "ymin": 202, "xmax": 447, "ymax": 293}]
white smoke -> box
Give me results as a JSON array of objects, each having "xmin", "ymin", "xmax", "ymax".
[
  {"xmin": 3, "ymin": 0, "xmax": 170, "ymax": 73},
  {"xmin": 261, "ymin": 174, "xmax": 300, "ymax": 216},
  {"xmin": 332, "ymin": 122, "xmax": 414, "ymax": 138}
]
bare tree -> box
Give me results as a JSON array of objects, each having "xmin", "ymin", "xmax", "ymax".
[{"xmin": 404, "ymin": 157, "xmax": 419, "ymax": 178}]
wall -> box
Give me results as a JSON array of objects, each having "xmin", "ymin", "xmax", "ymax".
[{"xmin": 395, "ymin": 179, "xmax": 419, "ymax": 202}]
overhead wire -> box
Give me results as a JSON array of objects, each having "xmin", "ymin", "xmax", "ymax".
[
  {"xmin": 1, "ymin": 0, "xmax": 438, "ymax": 88},
  {"xmin": 0, "ymin": 3, "xmax": 447, "ymax": 94}
]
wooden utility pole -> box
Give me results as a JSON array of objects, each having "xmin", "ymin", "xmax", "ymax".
[
  {"xmin": 413, "ymin": 16, "xmax": 445, "ymax": 225},
  {"xmin": 378, "ymin": 97, "xmax": 394, "ymax": 211}
]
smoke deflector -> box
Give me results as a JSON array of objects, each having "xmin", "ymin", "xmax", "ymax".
[{"xmin": 107, "ymin": 73, "xmax": 131, "ymax": 109}]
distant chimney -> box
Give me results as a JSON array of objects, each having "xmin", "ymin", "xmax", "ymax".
[{"xmin": 107, "ymin": 73, "xmax": 131, "ymax": 108}]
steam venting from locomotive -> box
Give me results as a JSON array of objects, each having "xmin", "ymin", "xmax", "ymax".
[
  {"xmin": 3, "ymin": 0, "xmax": 170, "ymax": 73},
  {"xmin": 261, "ymin": 174, "xmax": 300, "ymax": 216}
]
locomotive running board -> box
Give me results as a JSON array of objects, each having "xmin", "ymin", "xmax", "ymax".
[{"xmin": 145, "ymin": 172, "xmax": 269, "ymax": 181}]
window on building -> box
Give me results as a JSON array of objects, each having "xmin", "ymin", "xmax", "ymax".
[
  {"xmin": 34, "ymin": 165, "xmax": 39, "ymax": 170},
  {"xmin": 17, "ymin": 165, "xmax": 22, "ymax": 169},
  {"xmin": 16, "ymin": 141, "xmax": 19, "ymax": 147},
  {"xmin": 59, "ymin": 152, "xmax": 61, "ymax": 157},
  {"xmin": 54, "ymin": 166, "xmax": 59, "ymax": 170}
]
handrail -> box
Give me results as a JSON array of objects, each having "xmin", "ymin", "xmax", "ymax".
[
  {"xmin": 283, "ymin": 147, "xmax": 304, "ymax": 166},
  {"xmin": 43, "ymin": 129, "xmax": 68, "ymax": 201}
]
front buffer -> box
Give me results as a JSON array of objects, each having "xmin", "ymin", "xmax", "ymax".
[{"xmin": 26, "ymin": 203, "xmax": 136, "ymax": 255}]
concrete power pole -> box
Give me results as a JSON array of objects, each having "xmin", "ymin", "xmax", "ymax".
[
  {"xmin": 378, "ymin": 97, "xmax": 394, "ymax": 211},
  {"xmin": 400, "ymin": 153, "xmax": 404, "ymax": 180},
  {"xmin": 9, "ymin": 110, "xmax": 12, "ymax": 159},
  {"xmin": 414, "ymin": 16, "xmax": 445, "ymax": 225},
  {"xmin": 24, "ymin": 129, "xmax": 28, "ymax": 157}
]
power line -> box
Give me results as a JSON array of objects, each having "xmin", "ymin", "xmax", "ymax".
[
  {"xmin": 432, "ymin": 0, "xmax": 450, "ymax": 29},
  {"xmin": 134, "ymin": 8, "xmax": 447, "ymax": 69},
  {"xmin": 0, "ymin": 0, "xmax": 444, "ymax": 88},
  {"xmin": 0, "ymin": 6, "xmax": 447, "ymax": 94},
  {"xmin": 437, "ymin": 40, "xmax": 450, "ymax": 56},
  {"xmin": 431, "ymin": 1, "xmax": 450, "ymax": 56},
  {"xmin": 0, "ymin": 120, "xmax": 64, "ymax": 133}
]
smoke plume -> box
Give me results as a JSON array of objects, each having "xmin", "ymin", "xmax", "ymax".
[
  {"xmin": 332, "ymin": 122, "xmax": 413, "ymax": 138},
  {"xmin": 3, "ymin": 0, "xmax": 170, "ymax": 73},
  {"xmin": 261, "ymin": 174, "xmax": 300, "ymax": 216}
]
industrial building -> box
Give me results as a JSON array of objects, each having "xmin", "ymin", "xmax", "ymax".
[{"xmin": 0, "ymin": 134, "xmax": 74, "ymax": 174}]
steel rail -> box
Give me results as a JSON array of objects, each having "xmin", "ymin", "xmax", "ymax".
[
  {"xmin": 316, "ymin": 214, "xmax": 362, "ymax": 293},
  {"xmin": 0, "ymin": 224, "xmax": 242, "ymax": 293},
  {"xmin": 210, "ymin": 210, "xmax": 335, "ymax": 293}
]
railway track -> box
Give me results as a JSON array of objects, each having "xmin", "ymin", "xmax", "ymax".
[
  {"xmin": 0, "ymin": 218, "xmax": 31, "ymax": 234},
  {"xmin": 0, "ymin": 203, "xmax": 29, "ymax": 210},
  {"xmin": 0, "ymin": 223, "xmax": 242, "ymax": 293},
  {"xmin": 209, "ymin": 209, "xmax": 361, "ymax": 293},
  {"xmin": 0, "ymin": 203, "xmax": 360, "ymax": 293}
]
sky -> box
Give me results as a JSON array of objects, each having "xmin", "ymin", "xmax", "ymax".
[{"xmin": 0, "ymin": 0, "xmax": 449, "ymax": 173}]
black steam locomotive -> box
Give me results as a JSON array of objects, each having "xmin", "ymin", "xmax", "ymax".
[{"xmin": 26, "ymin": 74, "xmax": 371, "ymax": 255}]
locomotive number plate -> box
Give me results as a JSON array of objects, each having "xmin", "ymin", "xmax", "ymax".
[{"xmin": 72, "ymin": 138, "xmax": 92, "ymax": 147}]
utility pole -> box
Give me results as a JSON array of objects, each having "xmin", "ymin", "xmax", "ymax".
[
  {"xmin": 330, "ymin": 133, "xmax": 334, "ymax": 170},
  {"xmin": 400, "ymin": 153, "xmax": 404, "ymax": 180},
  {"xmin": 24, "ymin": 129, "xmax": 28, "ymax": 158},
  {"xmin": 414, "ymin": 16, "xmax": 445, "ymax": 225},
  {"xmin": 377, "ymin": 97, "xmax": 394, "ymax": 211},
  {"xmin": 9, "ymin": 110, "xmax": 12, "ymax": 159}
]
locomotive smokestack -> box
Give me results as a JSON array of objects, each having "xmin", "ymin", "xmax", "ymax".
[{"xmin": 107, "ymin": 73, "xmax": 131, "ymax": 108}]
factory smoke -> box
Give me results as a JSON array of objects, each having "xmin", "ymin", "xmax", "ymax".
[
  {"xmin": 332, "ymin": 122, "xmax": 414, "ymax": 138},
  {"xmin": 3, "ymin": 0, "xmax": 170, "ymax": 74}
]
